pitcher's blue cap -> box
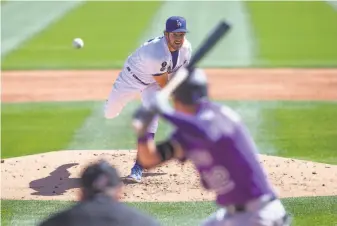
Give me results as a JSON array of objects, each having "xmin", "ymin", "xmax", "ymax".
[{"xmin": 165, "ymin": 16, "xmax": 188, "ymax": 33}]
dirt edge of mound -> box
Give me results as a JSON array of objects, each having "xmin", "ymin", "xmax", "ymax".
[{"xmin": 1, "ymin": 150, "xmax": 336, "ymax": 202}]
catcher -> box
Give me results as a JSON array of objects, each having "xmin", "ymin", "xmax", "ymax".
[{"xmin": 38, "ymin": 160, "xmax": 160, "ymax": 226}]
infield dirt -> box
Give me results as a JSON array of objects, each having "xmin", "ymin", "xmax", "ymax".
[{"xmin": 1, "ymin": 68, "xmax": 337, "ymax": 202}]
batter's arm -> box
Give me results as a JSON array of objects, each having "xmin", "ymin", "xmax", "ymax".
[
  {"xmin": 152, "ymin": 72, "xmax": 169, "ymax": 88},
  {"xmin": 137, "ymin": 138, "xmax": 184, "ymax": 169}
]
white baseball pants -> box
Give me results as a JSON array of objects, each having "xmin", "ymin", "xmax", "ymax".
[{"xmin": 104, "ymin": 71, "xmax": 160, "ymax": 134}]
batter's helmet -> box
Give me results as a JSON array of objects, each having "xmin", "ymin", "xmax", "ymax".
[{"xmin": 172, "ymin": 68, "xmax": 208, "ymax": 105}]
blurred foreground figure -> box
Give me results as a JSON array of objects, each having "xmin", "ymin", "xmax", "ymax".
[
  {"xmin": 38, "ymin": 160, "xmax": 160, "ymax": 226},
  {"xmin": 132, "ymin": 67, "xmax": 292, "ymax": 226}
]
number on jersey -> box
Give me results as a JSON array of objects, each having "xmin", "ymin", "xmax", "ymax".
[{"xmin": 201, "ymin": 166, "xmax": 235, "ymax": 195}]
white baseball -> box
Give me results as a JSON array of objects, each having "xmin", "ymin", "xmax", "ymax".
[{"xmin": 73, "ymin": 38, "xmax": 84, "ymax": 49}]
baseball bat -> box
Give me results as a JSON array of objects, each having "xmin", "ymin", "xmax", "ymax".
[{"xmin": 132, "ymin": 21, "xmax": 231, "ymax": 135}]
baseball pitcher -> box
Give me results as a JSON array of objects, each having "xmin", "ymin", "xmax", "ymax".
[
  {"xmin": 104, "ymin": 16, "xmax": 192, "ymax": 182},
  {"xmin": 131, "ymin": 68, "xmax": 292, "ymax": 226}
]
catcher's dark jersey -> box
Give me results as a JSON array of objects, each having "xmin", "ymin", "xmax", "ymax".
[
  {"xmin": 162, "ymin": 101, "xmax": 276, "ymax": 206},
  {"xmin": 38, "ymin": 194, "xmax": 160, "ymax": 226}
]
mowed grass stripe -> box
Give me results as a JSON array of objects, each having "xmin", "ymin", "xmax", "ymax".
[
  {"xmin": 247, "ymin": 1, "xmax": 337, "ymax": 67},
  {"xmin": 15, "ymin": 100, "xmax": 335, "ymax": 166},
  {"xmin": 67, "ymin": 101, "xmax": 141, "ymax": 150},
  {"xmin": 1, "ymin": 101, "xmax": 94, "ymax": 158},
  {"xmin": 1, "ymin": 1, "xmax": 83, "ymax": 57},
  {"xmin": 2, "ymin": 196, "xmax": 337, "ymax": 226},
  {"xmin": 67, "ymin": 100, "xmax": 273, "ymax": 151},
  {"xmin": 2, "ymin": 100, "xmax": 336, "ymax": 163},
  {"xmin": 67, "ymin": 100, "xmax": 174, "ymax": 150},
  {"xmin": 1, "ymin": 1, "xmax": 162, "ymax": 70}
]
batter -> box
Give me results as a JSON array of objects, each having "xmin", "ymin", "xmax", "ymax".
[
  {"xmin": 132, "ymin": 68, "xmax": 292, "ymax": 226},
  {"xmin": 104, "ymin": 16, "xmax": 192, "ymax": 182}
]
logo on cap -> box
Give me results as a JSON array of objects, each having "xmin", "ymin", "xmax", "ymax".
[{"xmin": 176, "ymin": 20, "xmax": 182, "ymax": 28}]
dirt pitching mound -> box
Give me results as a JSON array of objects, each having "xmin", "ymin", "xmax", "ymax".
[{"xmin": 1, "ymin": 150, "xmax": 336, "ymax": 202}]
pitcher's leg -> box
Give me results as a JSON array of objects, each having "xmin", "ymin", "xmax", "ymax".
[
  {"xmin": 126, "ymin": 132, "xmax": 155, "ymax": 183},
  {"xmin": 104, "ymin": 74, "xmax": 137, "ymax": 119},
  {"xmin": 126, "ymin": 83, "xmax": 160, "ymax": 183}
]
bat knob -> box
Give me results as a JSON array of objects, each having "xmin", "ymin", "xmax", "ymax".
[
  {"xmin": 131, "ymin": 106, "xmax": 157, "ymax": 136},
  {"xmin": 132, "ymin": 119, "xmax": 144, "ymax": 133}
]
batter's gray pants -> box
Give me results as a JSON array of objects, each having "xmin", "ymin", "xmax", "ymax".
[{"xmin": 201, "ymin": 196, "xmax": 291, "ymax": 226}]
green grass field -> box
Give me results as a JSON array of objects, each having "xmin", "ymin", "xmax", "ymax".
[
  {"xmin": 1, "ymin": 1, "xmax": 161, "ymax": 70},
  {"xmin": 1, "ymin": 101, "xmax": 93, "ymax": 158},
  {"xmin": 2, "ymin": 1, "xmax": 337, "ymax": 69},
  {"xmin": 255, "ymin": 101, "xmax": 337, "ymax": 164},
  {"xmin": 1, "ymin": 1, "xmax": 337, "ymax": 226},
  {"xmin": 2, "ymin": 196, "xmax": 337, "ymax": 226},
  {"xmin": 247, "ymin": 1, "xmax": 337, "ymax": 67},
  {"xmin": 2, "ymin": 101, "xmax": 337, "ymax": 165}
]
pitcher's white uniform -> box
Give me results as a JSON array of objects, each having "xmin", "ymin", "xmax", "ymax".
[{"xmin": 104, "ymin": 36, "xmax": 192, "ymax": 133}]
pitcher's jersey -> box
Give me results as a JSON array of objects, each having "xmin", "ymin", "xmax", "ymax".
[
  {"xmin": 123, "ymin": 36, "xmax": 192, "ymax": 85},
  {"xmin": 166, "ymin": 101, "xmax": 276, "ymax": 206}
]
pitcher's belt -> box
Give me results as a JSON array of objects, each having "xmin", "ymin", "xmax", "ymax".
[{"xmin": 126, "ymin": 67, "xmax": 150, "ymax": 86}]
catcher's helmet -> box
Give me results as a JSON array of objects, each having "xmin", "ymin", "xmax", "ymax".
[
  {"xmin": 81, "ymin": 160, "xmax": 121, "ymax": 193},
  {"xmin": 172, "ymin": 68, "xmax": 208, "ymax": 105}
]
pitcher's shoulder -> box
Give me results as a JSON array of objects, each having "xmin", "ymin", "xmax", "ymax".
[
  {"xmin": 182, "ymin": 38, "xmax": 192, "ymax": 51},
  {"xmin": 140, "ymin": 37, "xmax": 169, "ymax": 61}
]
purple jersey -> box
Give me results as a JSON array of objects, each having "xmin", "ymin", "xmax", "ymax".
[{"xmin": 162, "ymin": 101, "xmax": 276, "ymax": 206}]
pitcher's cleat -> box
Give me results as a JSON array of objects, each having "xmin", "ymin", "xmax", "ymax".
[{"xmin": 126, "ymin": 163, "xmax": 143, "ymax": 183}]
